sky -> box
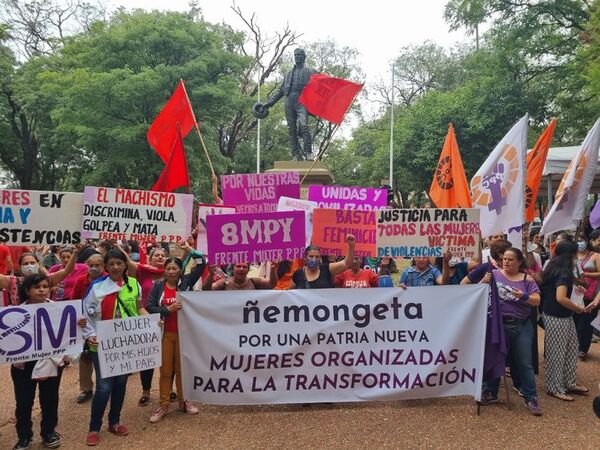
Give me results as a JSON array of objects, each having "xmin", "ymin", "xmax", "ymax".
[{"xmin": 109, "ymin": 0, "xmax": 470, "ymax": 86}]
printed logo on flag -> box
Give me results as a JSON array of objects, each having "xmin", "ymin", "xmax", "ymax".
[
  {"xmin": 471, "ymin": 144, "xmax": 520, "ymax": 215},
  {"xmin": 555, "ymin": 153, "xmax": 588, "ymax": 211},
  {"xmin": 524, "ymin": 184, "xmax": 534, "ymax": 210},
  {"xmin": 434, "ymin": 156, "xmax": 453, "ymax": 190}
]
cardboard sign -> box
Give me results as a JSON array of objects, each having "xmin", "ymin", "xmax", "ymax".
[
  {"xmin": 311, "ymin": 209, "xmax": 377, "ymax": 257},
  {"xmin": 376, "ymin": 208, "xmax": 480, "ymax": 258},
  {"xmin": 196, "ymin": 204, "xmax": 237, "ymax": 258},
  {"xmin": 81, "ymin": 187, "xmax": 193, "ymax": 243},
  {"xmin": 0, "ymin": 189, "xmax": 83, "ymax": 244},
  {"xmin": 308, "ymin": 185, "xmax": 387, "ymax": 210},
  {"xmin": 221, "ymin": 172, "xmax": 300, "ymax": 213},
  {"xmin": 277, "ymin": 196, "xmax": 317, "ymax": 246},
  {"xmin": 0, "ymin": 301, "xmax": 83, "ymax": 364},
  {"xmin": 96, "ymin": 314, "xmax": 162, "ymax": 377},
  {"xmin": 206, "ymin": 211, "xmax": 305, "ymax": 264}
]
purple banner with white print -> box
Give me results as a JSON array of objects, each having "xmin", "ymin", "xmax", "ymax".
[
  {"xmin": 178, "ymin": 284, "xmax": 488, "ymax": 405},
  {"xmin": 206, "ymin": 210, "xmax": 306, "ymax": 265},
  {"xmin": 0, "ymin": 300, "xmax": 83, "ymax": 364},
  {"xmin": 308, "ymin": 185, "xmax": 387, "ymax": 210},
  {"xmin": 221, "ymin": 172, "xmax": 300, "ymax": 214}
]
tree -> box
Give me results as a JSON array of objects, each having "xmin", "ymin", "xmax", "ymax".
[{"xmin": 444, "ymin": 0, "xmax": 489, "ymax": 50}]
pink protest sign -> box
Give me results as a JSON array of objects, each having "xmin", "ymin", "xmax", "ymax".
[
  {"xmin": 307, "ymin": 185, "xmax": 387, "ymax": 210},
  {"xmin": 221, "ymin": 172, "xmax": 300, "ymax": 213},
  {"xmin": 206, "ymin": 210, "xmax": 305, "ymax": 265}
]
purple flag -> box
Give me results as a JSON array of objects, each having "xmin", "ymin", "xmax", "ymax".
[
  {"xmin": 590, "ymin": 200, "xmax": 600, "ymax": 229},
  {"xmin": 483, "ymin": 274, "xmax": 507, "ymax": 381}
]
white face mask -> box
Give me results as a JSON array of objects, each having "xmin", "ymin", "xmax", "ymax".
[{"xmin": 21, "ymin": 263, "xmax": 39, "ymax": 276}]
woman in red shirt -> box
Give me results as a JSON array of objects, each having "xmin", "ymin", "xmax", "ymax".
[{"xmin": 146, "ymin": 255, "xmax": 206, "ymax": 422}]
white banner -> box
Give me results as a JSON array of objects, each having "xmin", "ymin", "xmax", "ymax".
[
  {"xmin": 179, "ymin": 285, "xmax": 488, "ymax": 405},
  {"xmin": 196, "ymin": 203, "xmax": 236, "ymax": 258},
  {"xmin": 0, "ymin": 301, "xmax": 83, "ymax": 364},
  {"xmin": 96, "ymin": 314, "xmax": 162, "ymax": 378},
  {"xmin": 0, "ymin": 190, "xmax": 83, "ymax": 245},
  {"xmin": 81, "ymin": 186, "xmax": 194, "ymax": 243},
  {"xmin": 277, "ymin": 196, "xmax": 316, "ymax": 246}
]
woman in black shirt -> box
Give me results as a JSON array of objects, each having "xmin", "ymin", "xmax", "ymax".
[
  {"xmin": 540, "ymin": 240, "xmax": 589, "ymax": 401},
  {"xmin": 290, "ymin": 235, "xmax": 355, "ymax": 289}
]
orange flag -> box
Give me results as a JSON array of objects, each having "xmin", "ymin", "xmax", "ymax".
[
  {"xmin": 429, "ymin": 123, "xmax": 472, "ymax": 208},
  {"xmin": 525, "ymin": 119, "xmax": 556, "ymax": 222}
]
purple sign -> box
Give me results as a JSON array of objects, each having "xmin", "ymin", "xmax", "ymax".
[
  {"xmin": 206, "ymin": 211, "xmax": 305, "ymax": 264},
  {"xmin": 221, "ymin": 172, "xmax": 300, "ymax": 214},
  {"xmin": 308, "ymin": 185, "xmax": 387, "ymax": 210}
]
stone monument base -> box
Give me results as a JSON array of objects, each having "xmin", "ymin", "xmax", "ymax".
[{"xmin": 266, "ymin": 160, "xmax": 334, "ymax": 199}]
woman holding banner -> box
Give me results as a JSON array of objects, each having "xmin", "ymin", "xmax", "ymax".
[
  {"xmin": 289, "ymin": 235, "xmax": 355, "ymax": 289},
  {"xmin": 480, "ymin": 247, "xmax": 543, "ymax": 416},
  {"xmin": 82, "ymin": 249, "xmax": 147, "ymax": 446},
  {"xmin": 575, "ymin": 233, "xmax": 600, "ymax": 361},
  {"xmin": 10, "ymin": 273, "xmax": 86, "ymax": 450},
  {"xmin": 540, "ymin": 240, "xmax": 590, "ymax": 401},
  {"xmin": 146, "ymin": 254, "xmax": 206, "ymax": 423}
]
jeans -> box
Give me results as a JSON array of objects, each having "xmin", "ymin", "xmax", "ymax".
[
  {"xmin": 89, "ymin": 352, "xmax": 129, "ymax": 432},
  {"xmin": 12, "ymin": 361, "xmax": 63, "ymax": 441},
  {"xmin": 484, "ymin": 317, "xmax": 537, "ymax": 402}
]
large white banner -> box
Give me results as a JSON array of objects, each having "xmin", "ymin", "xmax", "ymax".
[
  {"xmin": 179, "ymin": 285, "xmax": 488, "ymax": 405},
  {"xmin": 96, "ymin": 314, "xmax": 162, "ymax": 378},
  {"xmin": 0, "ymin": 189, "xmax": 83, "ymax": 245},
  {"xmin": 0, "ymin": 301, "xmax": 83, "ymax": 364}
]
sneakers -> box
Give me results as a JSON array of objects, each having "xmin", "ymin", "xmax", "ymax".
[
  {"xmin": 525, "ymin": 396, "xmax": 543, "ymax": 416},
  {"xmin": 13, "ymin": 438, "xmax": 32, "ymax": 450},
  {"xmin": 85, "ymin": 432, "xmax": 99, "ymax": 447},
  {"xmin": 478, "ymin": 391, "xmax": 499, "ymax": 405},
  {"xmin": 178, "ymin": 400, "xmax": 199, "ymax": 415},
  {"xmin": 107, "ymin": 424, "xmax": 129, "ymax": 436},
  {"xmin": 149, "ymin": 406, "xmax": 169, "ymax": 423},
  {"xmin": 42, "ymin": 432, "xmax": 61, "ymax": 448},
  {"xmin": 77, "ymin": 391, "xmax": 93, "ymax": 404},
  {"xmin": 170, "ymin": 392, "xmax": 177, "ymax": 402}
]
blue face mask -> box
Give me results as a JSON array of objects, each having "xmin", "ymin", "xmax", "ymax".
[
  {"xmin": 577, "ymin": 241, "xmax": 587, "ymax": 252},
  {"xmin": 306, "ymin": 259, "xmax": 320, "ymax": 269}
]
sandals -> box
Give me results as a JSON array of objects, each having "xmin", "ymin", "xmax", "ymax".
[
  {"xmin": 547, "ymin": 392, "xmax": 574, "ymax": 401},
  {"xmin": 138, "ymin": 395, "xmax": 150, "ymax": 407},
  {"xmin": 567, "ymin": 385, "xmax": 589, "ymax": 395}
]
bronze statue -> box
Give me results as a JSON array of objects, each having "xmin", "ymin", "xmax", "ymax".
[{"xmin": 253, "ymin": 48, "xmax": 317, "ymax": 160}]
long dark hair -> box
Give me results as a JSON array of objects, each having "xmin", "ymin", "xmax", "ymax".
[
  {"xmin": 541, "ymin": 240, "xmax": 577, "ymax": 288},
  {"xmin": 18, "ymin": 273, "xmax": 50, "ymax": 304},
  {"xmin": 104, "ymin": 249, "xmax": 133, "ymax": 292}
]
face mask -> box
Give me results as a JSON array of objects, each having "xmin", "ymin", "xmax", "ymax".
[
  {"xmin": 577, "ymin": 241, "xmax": 587, "ymax": 252},
  {"xmin": 88, "ymin": 267, "xmax": 102, "ymax": 278},
  {"xmin": 21, "ymin": 264, "xmax": 39, "ymax": 276},
  {"xmin": 306, "ymin": 259, "xmax": 320, "ymax": 269}
]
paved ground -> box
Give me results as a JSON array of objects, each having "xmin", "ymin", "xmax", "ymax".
[{"xmin": 1, "ymin": 331, "xmax": 599, "ymax": 449}]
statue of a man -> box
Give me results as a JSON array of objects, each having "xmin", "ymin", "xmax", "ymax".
[{"xmin": 253, "ymin": 48, "xmax": 317, "ymax": 160}]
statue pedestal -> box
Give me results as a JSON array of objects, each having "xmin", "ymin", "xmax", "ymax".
[{"xmin": 266, "ymin": 160, "xmax": 334, "ymax": 199}]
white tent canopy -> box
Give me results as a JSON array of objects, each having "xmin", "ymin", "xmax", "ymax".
[{"xmin": 537, "ymin": 146, "xmax": 600, "ymax": 196}]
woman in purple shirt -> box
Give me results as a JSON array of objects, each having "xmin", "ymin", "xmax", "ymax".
[{"xmin": 479, "ymin": 247, "xmax": 542, "ymax": 416}]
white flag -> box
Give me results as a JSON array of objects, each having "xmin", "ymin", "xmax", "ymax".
[
  {"xmin": 540, "ymin": 118, "xmax": 600, "ymax": 236},
  {"xmin": 470, "ymin": 115, "xmax": 528, "ymax": 237}
]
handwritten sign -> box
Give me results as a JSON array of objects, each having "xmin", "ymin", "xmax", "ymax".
[
  {"xmin": 221, "ymin": 172, "xmax": 300, "ymax": 213},
  {"xmin": 97, "ymin": 314, "xmax": 162, "ymax": 377},
  {"xmin": 376, "ymin": 208, "xmax": 480, "ymax": 258},
  {"xmin": 81, "ymin": 187, "xmax": 193, "ymax": 243},
  {"xmin": 0, "ymin": 301, "xmax": 83, "ymax": 364},
  {"xmin": 206, "ymin": 211, "xmax": 305, "ymax": 264},
  {"xmin": 311, "ymin": 208, "xmax": 376, "ymax": 257},
  {"xmin": 308, "ymin": 185, "xmax": 387, "ymax": 210},
  {"xmin": 277, "ymin": 196, "xmax": 317, "ymax": 246},
  {"xmin": 0, "ymin": 189, "xmax": 83, "ymax": 244},
  {"xmin": 196, "ymin": 204, "xmax": 236, "ymax": 258}
]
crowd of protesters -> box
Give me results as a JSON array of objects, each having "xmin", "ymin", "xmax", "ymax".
[{"xmin": 1, "ymin": 220, "xmax": 600, "ymax": 449}]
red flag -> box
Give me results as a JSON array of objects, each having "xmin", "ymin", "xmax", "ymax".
[
  {"xmin": 525, "ymin": 119, "xmax": 556, "ymax": 222},
  {"xmin": 151, "ymin": 127, "xmax": 190, "ymax": 193},
  {"xmin": 298, "ymin": 74, "xmax": 363, "ymax": 125},
  {"xmin": 147, "ymin": 81, "xmax": 196, "ymax": 163},
  {"xmin": 429, "ymin": 124, "xmax": 473, "ymax": 208}
]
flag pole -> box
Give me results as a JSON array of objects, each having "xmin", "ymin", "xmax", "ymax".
[
  {"xmin": 299, "ymin": 86, "xmax": 362, "ymax": 185},
  {"xmin": 257, "ymin": 67, "xmax": 262, "ymax": 174},
  {"xmin": 180, "ymin": 79, "xmax": 215, "ymax": 177},
  {"xmin": 389, "ymin": 62, "xmax": 395, "ymax": 188}
]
